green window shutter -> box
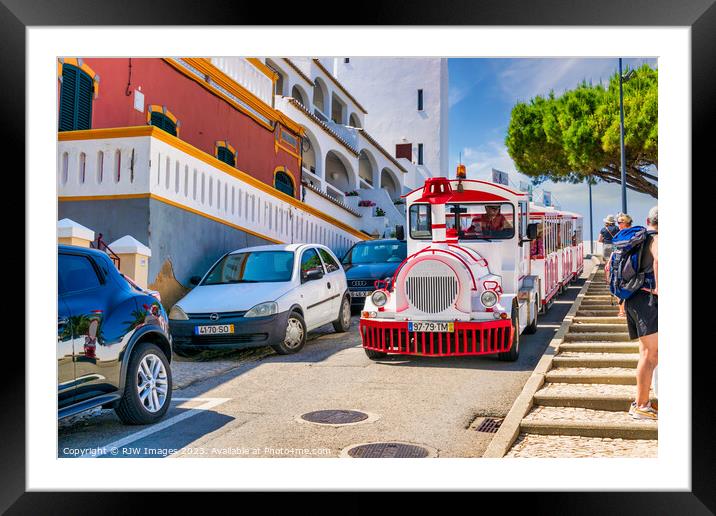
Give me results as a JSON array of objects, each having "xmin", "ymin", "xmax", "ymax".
[
  {"xmin": 59, "ymin": 64, "xmax": 93, "ymax": 131},
  {"xmin": 150, "ymin": 111, "xmax": 177, "ymax": 136},
  {"xmin": 275, "ymin": 171, "xmax": 294, "ymax": 197},
  {"xmin": 217, "ymin": 146, "xmax": 235, "ymax": 167},
  {"xmin": 76, "ymin": 71, "xmax": 93, "ymax": 130}
]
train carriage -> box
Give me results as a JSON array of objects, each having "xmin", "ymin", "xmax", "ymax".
[
  {"xmin": 358, "ymin": 174, "xmax": 542, "ymax": 362},
  {"xmin": 528, "ymin": 204, "xmax": 562, "ymax": 312}
]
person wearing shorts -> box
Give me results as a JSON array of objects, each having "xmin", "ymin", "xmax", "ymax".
[{"xmin": 626, "ymin": 207, "xmax": 658, "ymax": 420}]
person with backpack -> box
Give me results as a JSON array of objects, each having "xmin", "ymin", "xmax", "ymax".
[
  {"xmin": 614, "ymin": 213, "xmax": 634, "ymax": 317},
  {"xmin": 598, "ymin": 215, "xmax": 619, "ymax": 261},
  {"xmin": 605, "ymin": 207, "xmax": 658, "ymax": 420}
]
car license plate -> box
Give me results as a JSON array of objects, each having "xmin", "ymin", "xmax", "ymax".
[
  {"xmin": 408, "ymin": 321, "xmax": 454, "ymax": 333},
  {"xmin": 351, "ymin": 290, "xmax": 372, "ymax": 297},
  {"xmin": 194, "ymin": 324, "xmax": 234, "ymax": 335}
]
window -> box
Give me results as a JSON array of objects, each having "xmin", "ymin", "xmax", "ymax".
[
  {"xmin": 274, "ymin": 170, "xmax": 295, "ymax": 197},
  {"xmin": 318, "ymin": 248, "xmax": 341, "ymax": 273},
  {"xmin": 300, "ymin": 248, "xmax": 324, "ymax": 282},
  {"xmin": 149, "ymin": 110, "xmax": 177, "ymax": 136},
  {"xmin": 418, "ymin": 144, "xmax": 424, "ymax": 165},
  {"xmin": 203, "ymin": 251, "xmax": 294, "ymax": 284},
  {"xmin": 530, "ymin": 221, "xmax": 545, "ymax": 258},
  {"xmin": 446, "ymin": 203, "xmax": 516, "ymax": 240},
  {"xmin": 344, "ymin": 58, "xmax": 350, "ymax": 64},
  {"xmin": 396, "ymin": 143, "xmax": 412, "ymax": 161},
  {"xmin": 58, "ymin": 64, "xmax": 94, "ymax": 131},
  {"xmin": 342, "ymin": 241, "xmax": 407, "ymax": 265},
  {"xmin": 518, "ymin": 201, "xmax": 528, "ymax": 238},
  {"xmin": 409, "ymin": 204, "xmax": 432, "ymax": 240},
  {"xmin": 58, "ymin": 254, "xmax": 102, "ymax": 295},
  {"xmin": 216, "ymin": 145, "xmax": 235, "ymax": 167},
  {"xmin": 417, "ymin": 89, "xmax": 424, "ymax": 111}
]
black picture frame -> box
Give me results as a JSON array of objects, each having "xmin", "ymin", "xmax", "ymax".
[{"xmin": 6, "ymin": 0, "xmax": 712, "ymax": 511}]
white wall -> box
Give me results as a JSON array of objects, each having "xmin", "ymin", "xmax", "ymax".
[{"xmin": 334, "ymin": 57, "xmax": 448, "ymax": 178}]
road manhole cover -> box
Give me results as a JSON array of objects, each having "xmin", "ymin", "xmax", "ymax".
[
  {"xmin": 301, "ymin": 410, "xmax": 369, "ymax": 425},
  {"xmin": 476, "ymin": 418, "xmax": 503, "ymax": 433},
  {"xmin": 347, "ymin": 442, "xmax": 430, "ymax": 458}
]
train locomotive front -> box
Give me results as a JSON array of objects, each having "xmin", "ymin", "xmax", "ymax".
[{"xmin": 359, "ymin": 176, "xmax": 540, "ymax": 361}]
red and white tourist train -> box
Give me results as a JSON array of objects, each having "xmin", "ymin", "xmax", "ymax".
[{"xmin": 358, "ymin": 172, "xmax": 583, "ymax": 361}]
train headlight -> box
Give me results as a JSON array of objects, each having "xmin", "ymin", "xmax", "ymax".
[
  {"xmin": 371, "ymin": 290, "xmax": 388, "ymax": 307},
  {"xmin": 481, "ymin": 290, "xmax": 498, "ymax": 308}
]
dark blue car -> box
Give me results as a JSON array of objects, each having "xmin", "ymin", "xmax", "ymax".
[
  {"xmin": 58, "ymin": 245, "xmax": 173, "ymax": 425},
  {"xmin": 341, "ymin": 239, "xmax": 407, "ymax": 310}
]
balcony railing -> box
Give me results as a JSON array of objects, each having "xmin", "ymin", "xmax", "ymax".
[
  {"xmin": 58, "ymin": 127, "xmax": 369, "ymax": 256},
  {"xmin": 209, "ymin": 57, "xmax": 274, "ymax": 107}
]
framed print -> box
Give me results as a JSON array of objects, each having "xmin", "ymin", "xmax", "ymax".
[{"xmin": 5, "ymin": 0, "xmax": 713, "ymax": 511}]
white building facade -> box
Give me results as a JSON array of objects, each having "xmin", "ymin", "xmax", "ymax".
[
  {"xmin": 333, "ymin": 57, "xmax": 449, "ymax": 187},
  {"xmin": 255, "ymin": 57, "xmax": 450, "ymax": 236}
]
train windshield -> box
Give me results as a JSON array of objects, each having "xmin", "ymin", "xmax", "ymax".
[{"xmin": 446, "ymin": 203, "xmax": 515, "ymax": 240}]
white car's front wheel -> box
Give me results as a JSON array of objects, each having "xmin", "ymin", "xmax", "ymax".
[{"xmin": 272, "ymin": 312, "xmax": 306, "ymax": 355}]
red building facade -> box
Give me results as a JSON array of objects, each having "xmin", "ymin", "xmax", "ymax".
[{"xmin": 57, "ymin": 57, "xmax": 303, "ymax": 198}]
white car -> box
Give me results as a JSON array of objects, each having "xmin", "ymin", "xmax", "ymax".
[{"xmin": 168, "ymin": 244, "xmax": 351, "ymax": 357}]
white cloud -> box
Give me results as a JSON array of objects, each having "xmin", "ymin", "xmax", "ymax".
[{"xmin": 496, "ymin": 57, "xmax": 657, "ymax": 103}]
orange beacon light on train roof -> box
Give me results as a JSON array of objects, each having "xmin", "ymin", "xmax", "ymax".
[{"xmin": 456, "ymin": 163, "xmax": 467, "ymax": 179}]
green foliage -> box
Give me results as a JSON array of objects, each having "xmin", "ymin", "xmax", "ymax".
[{"xmin": 506, "ymin": 64, "xmax": 658, "ymax": 197}]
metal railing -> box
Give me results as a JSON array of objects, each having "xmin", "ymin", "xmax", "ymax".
[{"xmin": 91, "ymin": 233, "xmax": 120, "ymax": 268}]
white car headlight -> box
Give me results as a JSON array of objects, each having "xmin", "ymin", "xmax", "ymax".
[
  {"xmin": 481, "ymin": 290, "xmax": 498, "ymax": 308},
  {"xmin": 168, "ymin": 305, "xmax": 189, "ymax": 320},
  {"xmin": 371, "ymin": 290, "xmax": 388, "ymax": 307},
  {"xmin": 245, "ymin": 301, "xmax": 278, "ymax": 318}
]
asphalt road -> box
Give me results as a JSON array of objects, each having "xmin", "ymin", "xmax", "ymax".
[{"xmin": 59, "ymin": 263, "xmax": 593, "ymax": 459}]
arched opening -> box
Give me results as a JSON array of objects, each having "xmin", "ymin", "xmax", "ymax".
[
  {"xmin": 331, "ymin": 93, "xmax": 346, "ymax": 125},
  {"xmin": 274, "ymin": 169, "xmax": 295, "ymax": 197},
  {"xmin": 291, "ymin": 84, "xmax": 309, "ymax": 107},
  {"xmin": 348, "ymin": 113, "xmax": 361, "ymax": 128},
  {"xmin": 301, "ymin": 132, "xmax": 319, "ymax": 177},
  {"xmin": 358, "ymin": 149, "xmax": 376, "ymax": 187},
  {"xmin": 325, "ymin": 150, "xmax": 354, "ymax": 199},
  {"xmin": 381, "ymin": 168, "xmax": 400, "ymax": 200},
  {"xmin": 312, "ymin": 78, "xmax": 329, "ymax": 118},
  {"xmin": 265, "ymin": 59, "xmax": 288, "ymax": 97}
]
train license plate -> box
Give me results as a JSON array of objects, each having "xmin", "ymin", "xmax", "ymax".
[
  {"xmin": 195, "ymin": 324, "xmax": 234, "ymax": 335},
  {"xmin": 408, "ymin": 321, "xmax": 454, "ymax": 333},
  {"xmin": 351, "ymin": 291, "xmax": 372, "ymax": 297}
]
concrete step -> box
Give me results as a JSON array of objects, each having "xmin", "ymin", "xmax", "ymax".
[
  {"xmin": 563, "ymin": 332, "xmax": 631, "ymax": 342},
  {"xmin": 576, "ymin": 310, "xmax": 620, "ymax": 317},
  {"xmin": 521, "ymin": 406, "xmax": 657, "ymax": 439},
  {"xmin": 569, "ymin": 323, "xmax": 628, "ymax": 333},
  {"xmin": 505, "ymin": 433, "xmax": 658, "ymax": 458},
  {"xmin": 559, "ymin": 342, "xmax": 638, "ymax": 353},
  {"xmin": 581, "ymin": 299, "xmax": 618, "ymax": 305},
  {"xmin": 572, "ymin": 316, "xmax": 627, "ymax": 324},
  {"xmin": 534, "ymin": 383, "xmax": 653, "ymax": 411},
  {"xmin": 552, "ymin": 353, "xmax": 639, "ymax": 368},
  {"xmin": 582, "ymin": 295, "xmax": 614, "ymax": 300},
  {"xmin": 546, "ymin": 367, "xmax": 636, "ymax": 385}
]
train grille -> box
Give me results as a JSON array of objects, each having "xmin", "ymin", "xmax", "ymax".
[{"xmin": 406, "ymin": 275, "xmax": 458, "ymax": 313}]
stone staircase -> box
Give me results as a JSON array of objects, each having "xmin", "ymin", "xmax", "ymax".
[{"xmin": 503, "ymin": 266, "xmax": 658, "ymax": 458}]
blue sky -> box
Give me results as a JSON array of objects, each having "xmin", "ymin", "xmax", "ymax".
[{"xmin": 447, "ymin": 58, "xmax": 658, "ymax": 240}]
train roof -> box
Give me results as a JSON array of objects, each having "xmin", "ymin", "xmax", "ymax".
[{"xmin": 405, "ymin": 178, "xmax": 528, "ymax": 204}]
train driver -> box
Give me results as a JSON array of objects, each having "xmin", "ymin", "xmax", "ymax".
[{"xmin": 483, "ymin": 204, "xmax": 512, "ymax": 235}]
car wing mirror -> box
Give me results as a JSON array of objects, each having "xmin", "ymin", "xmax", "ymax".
[
  {"xmin": 304, "ymin": 269, "xmax": 324, "ymax": 282},
  {"xmin": 527, "ymin": 223, "xmax": 539, "ymax": 240}
]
